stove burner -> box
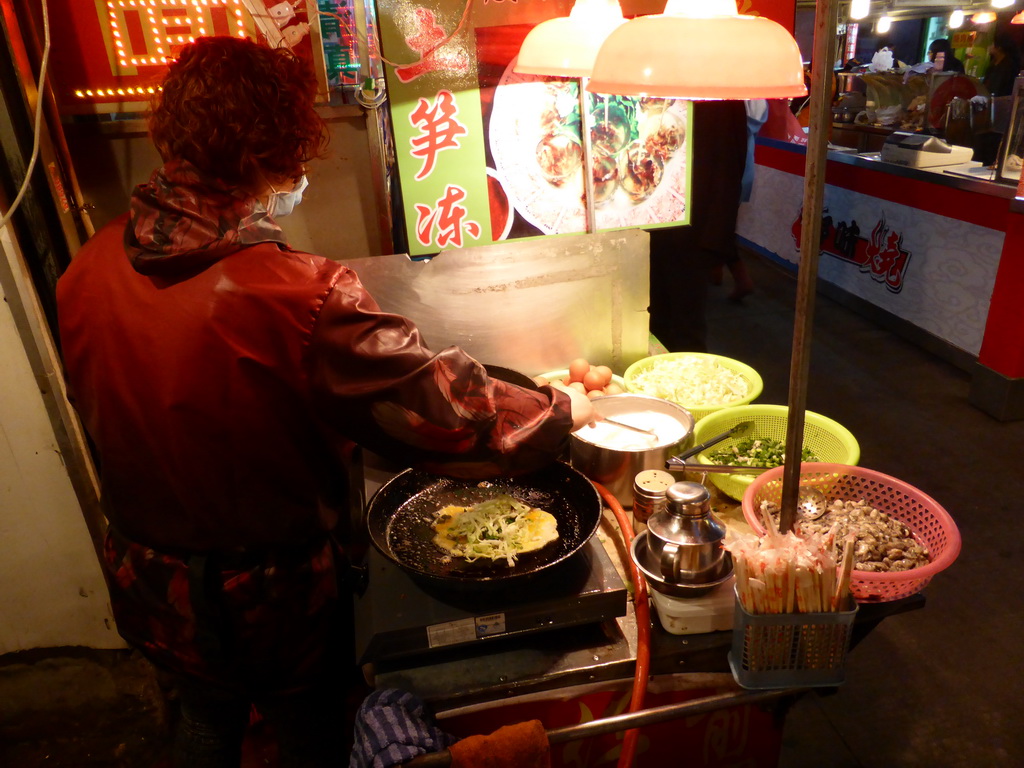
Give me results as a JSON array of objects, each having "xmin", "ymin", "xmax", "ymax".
[{"xmin": 354, "ymin": 538, "xmax": 627, "ymax": 665}]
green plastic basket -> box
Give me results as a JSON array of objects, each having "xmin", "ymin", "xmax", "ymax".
[
  {"xmin": 691, "ymin": 404, "xmax": 860, "ymax": 501},
  {"xmin": 622, "ymin": 352, "xmax": 763, "ymax": 422}
]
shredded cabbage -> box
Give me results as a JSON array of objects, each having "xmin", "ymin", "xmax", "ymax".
[
  {"xmin": 435, "ymin": 495, "xmax": 543, "ymax": 566},
  {"xmin": 629, "ymin": 357, "xmax": 749, "ymax": 406}
]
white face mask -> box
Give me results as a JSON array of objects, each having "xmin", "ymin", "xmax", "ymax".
[{"xmin": 267, "ymin": 174, "xmax": 308, "ymax": 218}]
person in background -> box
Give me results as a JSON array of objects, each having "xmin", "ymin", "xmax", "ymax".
[
  {"xmin": 984, "ymin": 30, "xmax": 1022, "ymax": 98},
  {"xmin": 56, "ymin": 36, "xmax": 596, "ymax": 768},
  {"xmin": 927, "ymin": 38, "xmax": 965, "ymax": 74},
  {"xmin": 790, "ymin": 62, "xmax": 812, "ymax": 115},
  {"xmin": 648, "ymin": 100, "xmax": 748, "ymax": 351},
  {"xmin": 970, "ymin": 30, "xmax": 1023, "ymax": 163}
]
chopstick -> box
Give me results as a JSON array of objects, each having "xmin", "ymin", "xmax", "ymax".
[{"xmin": 832, "ymin": 536, "xmax": 856, "ymax": 611}]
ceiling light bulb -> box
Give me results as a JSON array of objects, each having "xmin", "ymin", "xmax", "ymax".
[
  {"xmin": 850, "ymin": 0, "xmax": 870, "ymax": 20},
  {"xmin": 992, "ymin": 0, "xmax": 1014, "ymax": 8},
  {"xmin": 949, "ymin": 9, "xmax": 964, "ymax": 28},
  {"xmin": 876, "ymin": 16, "xmax": 892, "ymax": 33}
]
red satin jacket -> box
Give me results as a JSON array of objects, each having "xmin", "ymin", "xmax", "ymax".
[
  {"xmin": 56, "ymin": 162, "xmax": 573, "ymax": 687},
  {"xmin": 57, "ymin": 161, "xmax": 573, "ymax": 553}
]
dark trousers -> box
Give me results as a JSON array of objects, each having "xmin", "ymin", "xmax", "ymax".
[
  {"xmin": 173, "ymin": 676, "xmax": 344, "ymax": 768},
  {"xmin": 649, "ymin": 239, "xmax": 721, "ymax": 352},
  {"xmin": 100, "ymin": 527, "xmax": 356, "ymax": 767}
]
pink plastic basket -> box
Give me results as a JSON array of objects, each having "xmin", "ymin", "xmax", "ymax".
[{"xmin": 741, "ymin": 463, "xmax": 961, "ymax": 602}]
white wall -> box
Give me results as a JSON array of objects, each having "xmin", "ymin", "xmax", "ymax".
[
  {"xmin": 65, "ymin": 108, "xmax": 386, "ymax": 259},
  {"xmin": 0, "ymin": 252, "xmax": 120, "ymax": 654}
]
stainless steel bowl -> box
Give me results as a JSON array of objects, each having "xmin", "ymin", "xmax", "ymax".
[
  {"xmin": 569, "ymin": 394, "xmax": 695, "ymax": 507},
  {"xmin": 631, "ymin": 531, "xmax": 733, "ymax": 598}
]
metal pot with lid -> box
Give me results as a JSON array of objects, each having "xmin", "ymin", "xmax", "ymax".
[{"xmin": 630, "ymin": 481, "xmax": 733, "ymax": 597}]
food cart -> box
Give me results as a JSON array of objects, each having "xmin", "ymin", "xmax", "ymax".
[{"xmin": 348, "ymin": 441, "xmax": 927, "ymax": 767}]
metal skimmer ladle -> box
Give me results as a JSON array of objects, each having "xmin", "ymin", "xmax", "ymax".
[
  {"xmin": 797, "ymin": 486, "xmax": 828, "ymax": 520},
  {"xmin": 761, "ymin": 486, "xmax": 830, "ymax": 535}
]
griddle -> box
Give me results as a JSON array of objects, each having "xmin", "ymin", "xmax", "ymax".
[{"xmin": 352, "ymin": 452, "xmax": 627, "ymax": 666}]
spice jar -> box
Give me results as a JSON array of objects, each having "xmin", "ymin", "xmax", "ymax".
[{"xmin": 631, "ymin": 469, "xmax": 675, "ymax": 533}]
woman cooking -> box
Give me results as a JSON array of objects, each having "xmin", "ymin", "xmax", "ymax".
[{"xmin": 56, "ymin": 36, "xmax": 596, "ymax": 768}]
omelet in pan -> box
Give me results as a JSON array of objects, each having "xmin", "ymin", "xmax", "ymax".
[{"xmin": 432, "ymin": 494, "xmax": 559, "ymax": 566}]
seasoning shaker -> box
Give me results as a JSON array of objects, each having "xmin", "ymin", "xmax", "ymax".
[{"xmin": 631, "ymin": 469, "xmax": 675, "ymax": 533}]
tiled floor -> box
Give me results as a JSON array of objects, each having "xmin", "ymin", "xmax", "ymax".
[{"xmin": 704, "ymin": 251, "xmax": 1024, "ymax": 767}]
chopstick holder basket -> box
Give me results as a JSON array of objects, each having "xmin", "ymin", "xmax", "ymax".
[{"xmin": 728, "ymin": 594, "xmax": 858, "ymax": 690}]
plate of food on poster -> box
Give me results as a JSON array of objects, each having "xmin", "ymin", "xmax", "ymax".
[{"xmin": 488, "ymin": 58, "xmax": 690, "ymax": 236}]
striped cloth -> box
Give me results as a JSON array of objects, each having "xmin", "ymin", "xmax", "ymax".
[{"xmin": 349, "ymin": 688, "xmax": 456, "ymax": 768}]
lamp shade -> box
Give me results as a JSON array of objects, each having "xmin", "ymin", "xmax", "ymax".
[
  {"xmin": 589, "ymin": 14, "xmax": 802, "ymax": 99},
  {"xmin": 588, "ymin": 11, "xmax": 806, "ymax": 99},
  {"xmin": 514, "ymin": 0, "xmax": 625, "ymax": 78}
]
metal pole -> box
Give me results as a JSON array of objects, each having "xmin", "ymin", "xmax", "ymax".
[
  {"xmin": 779, "ymin": 0, "xmax": 840, "ymax": 534},
  {"xmin": 401, "ymin": 687, "xmax": 803, "ymax": 766},
  {"xmin": 579, "ymin": 78, "xmax": 598, "ymax": 234}
]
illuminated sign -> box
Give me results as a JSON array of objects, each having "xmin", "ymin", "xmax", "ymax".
[
  {"xmin": 98, "ymin": 0, "xmax": 248, "ymax": 75},
  {"xmin": 45, "ymin": 0, "xmax": 325, "ymax": 111}
]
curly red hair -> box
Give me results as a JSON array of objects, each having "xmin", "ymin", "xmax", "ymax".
[{"xmin": 149, "ymin": 36, "xmax": 328, "ymax": 190}]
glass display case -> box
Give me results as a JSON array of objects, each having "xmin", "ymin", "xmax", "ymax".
[{"xmin": 833, "ymin": 71, "xmax": 987, "ymax": 138}]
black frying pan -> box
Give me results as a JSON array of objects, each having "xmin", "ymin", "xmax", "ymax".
[
  {"xmin": 483, "ymin": 364, "xmax": 539, "ymax": 390},
  {"xmin": 366, "ymin": 461, "xmax": 602, "ymax": 591}
]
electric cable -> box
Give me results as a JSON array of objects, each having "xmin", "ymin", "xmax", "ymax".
[
  {"xmin": 593, "ymin": 481, "xmax": 651, "ymax": 768},
  {"xmin": 0, "ymin": 0, "xmax": 52, "ymax": 230}
]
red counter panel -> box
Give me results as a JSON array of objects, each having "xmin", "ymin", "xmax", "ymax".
[{"xmin": 738, "ymin": 142, "xmax": 1010, "ymax": 360}]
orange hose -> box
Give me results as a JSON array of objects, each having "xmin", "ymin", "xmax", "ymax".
[{"xmin": 593, "ymin": 482, "xmax": 650, "ymax": 768}]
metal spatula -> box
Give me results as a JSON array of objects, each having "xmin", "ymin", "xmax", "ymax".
[
  {"xmin": 674, "ymin": 420, "xmax": 754, "ymax": 461},
  {"xmin": 664, "ymin": 461, "xmax": 775, "ymax": 474}
]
